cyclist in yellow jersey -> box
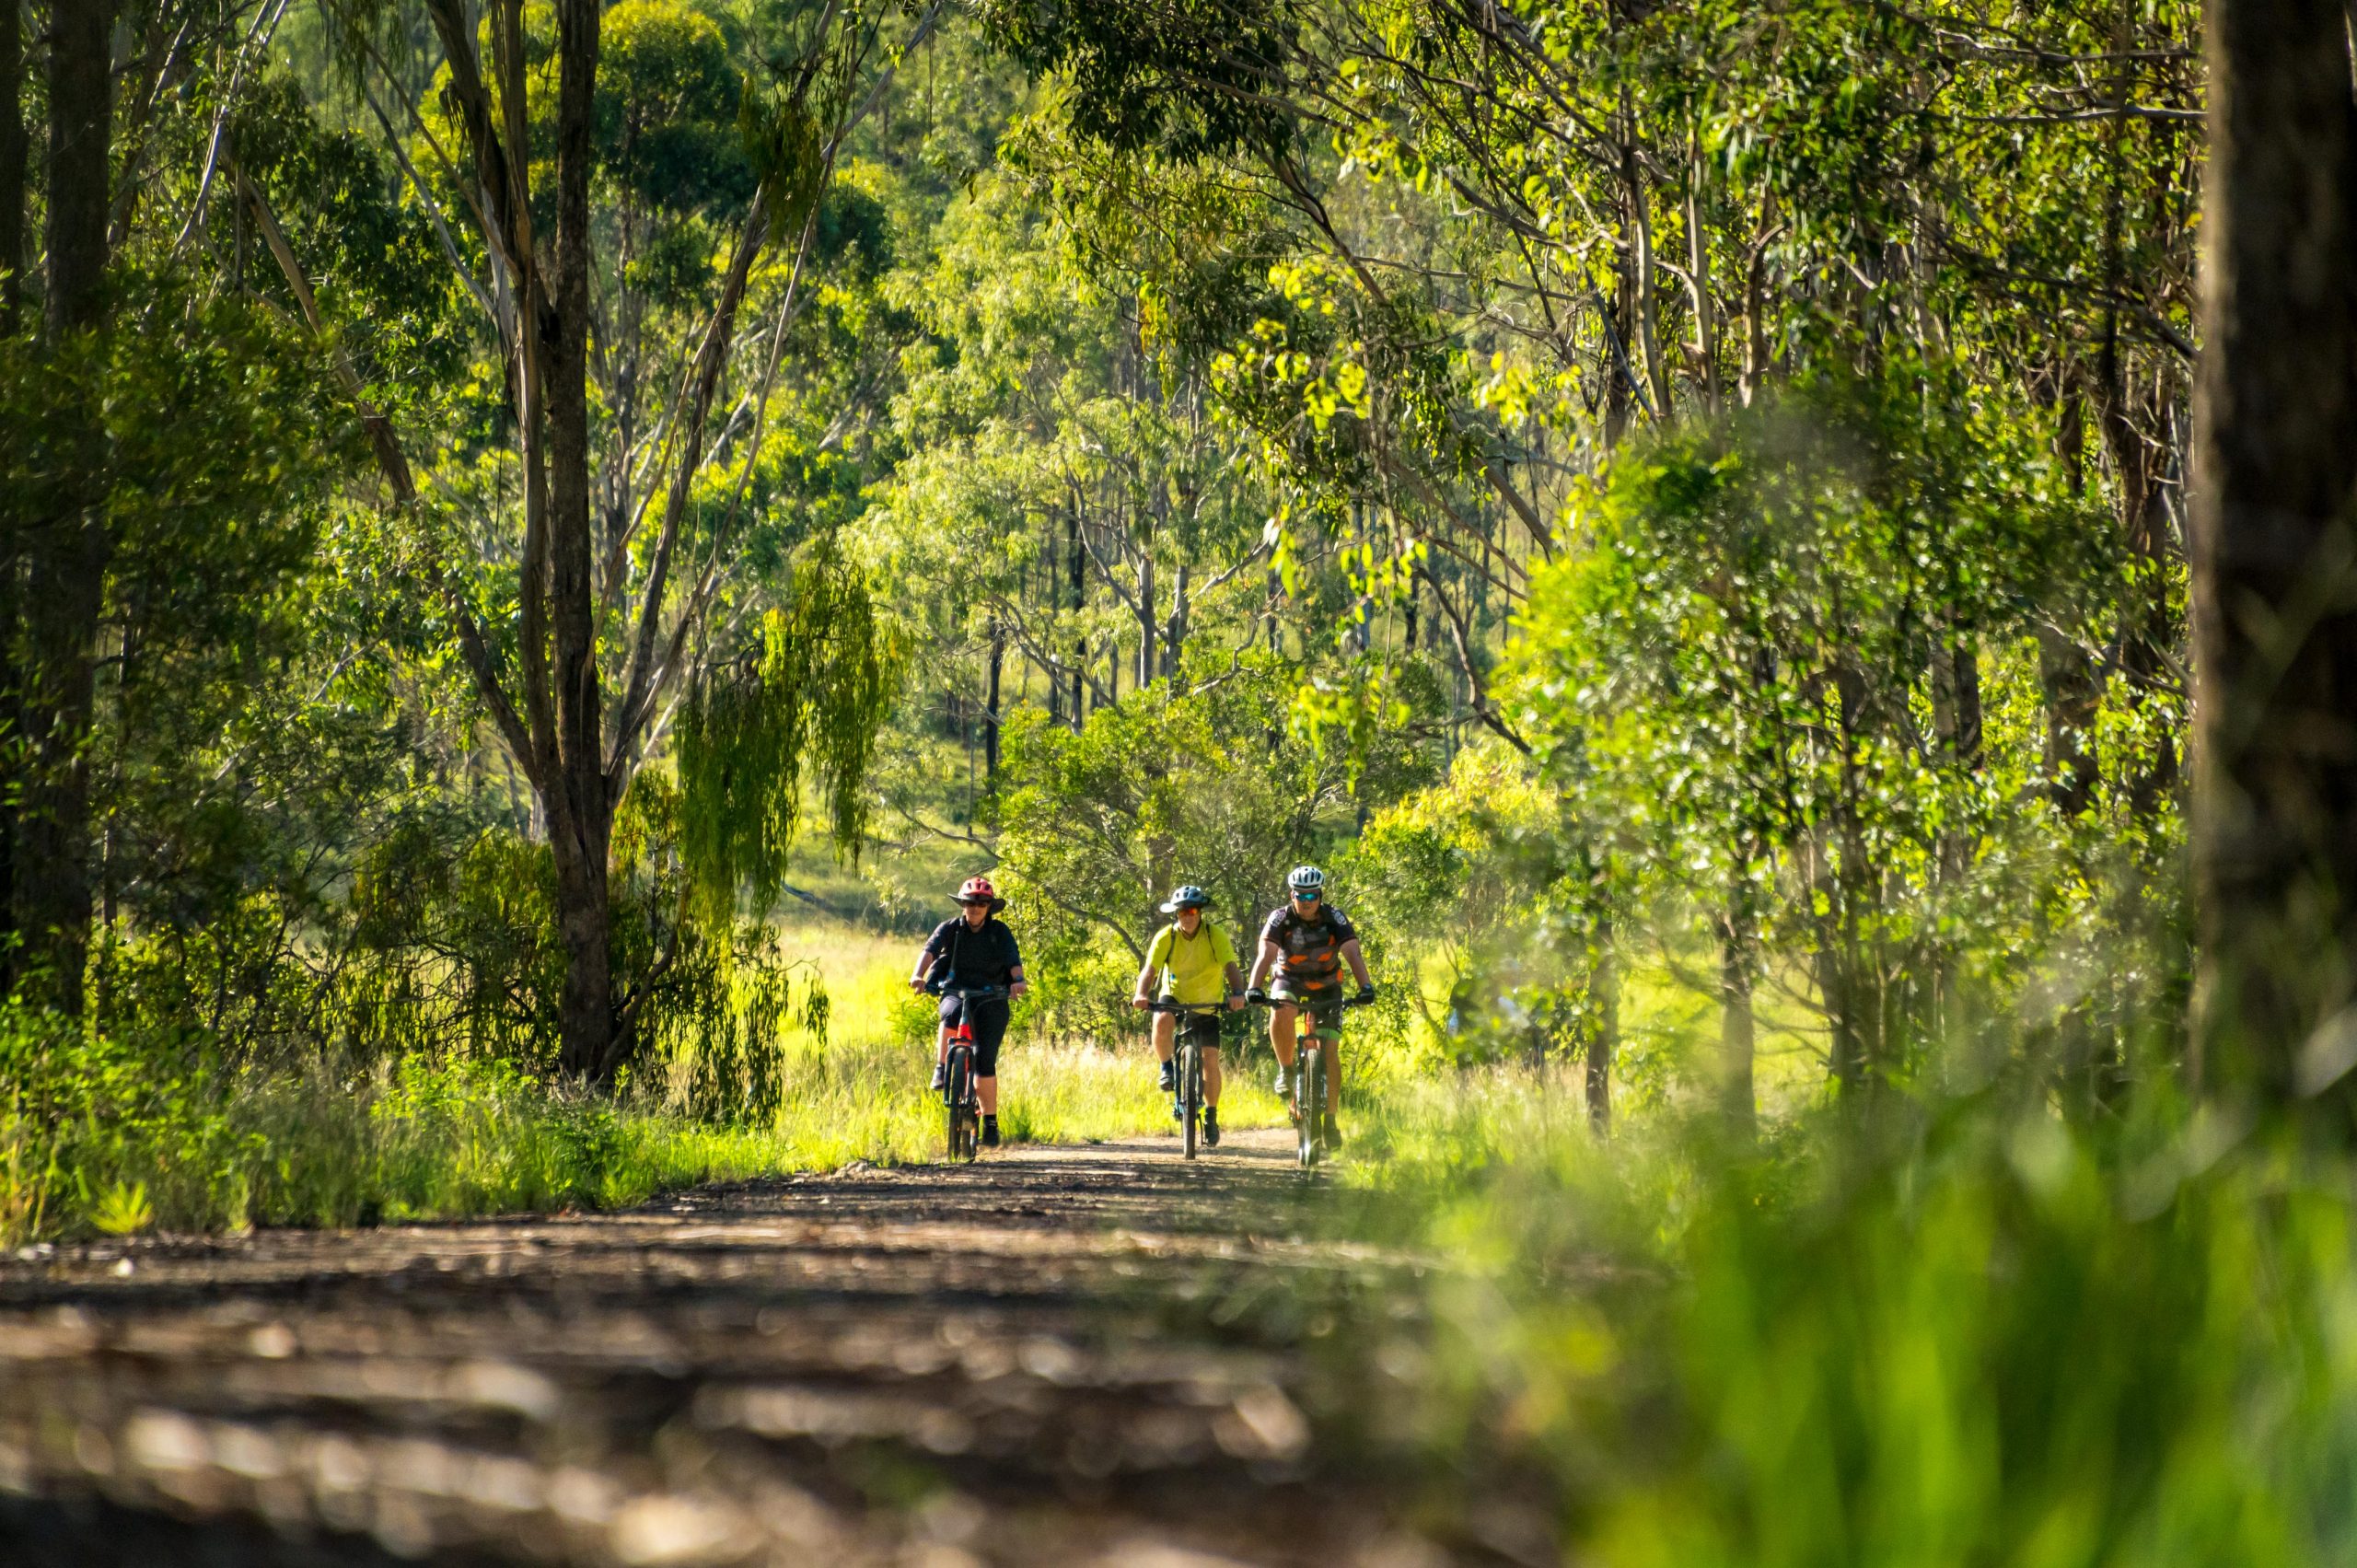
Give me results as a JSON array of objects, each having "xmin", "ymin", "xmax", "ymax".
[{"xmin": 1130, "ymin": 886, "xmax": 1246, "ymax": 1146}]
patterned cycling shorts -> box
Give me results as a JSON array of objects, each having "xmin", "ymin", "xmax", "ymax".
[{"xmin": 1270, "ymin": 984, "xmax": 1346, "ymax": 1029}]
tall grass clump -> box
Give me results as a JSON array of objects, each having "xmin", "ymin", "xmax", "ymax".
[
  {"xmin": 1322, "ymin": 1071, "xmax": 2357, "ymax": 1566},
  {"xmin": 0, "ymin": 1002, "xmax": 834, "ymax": 1243}
]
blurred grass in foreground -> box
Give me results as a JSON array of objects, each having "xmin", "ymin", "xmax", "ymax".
[{"xmin": 1312, "ymin": 1069, "xmax": 2357, "ymax": 1566}]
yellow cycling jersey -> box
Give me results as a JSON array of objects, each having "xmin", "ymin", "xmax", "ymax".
[{"xmin": 1144, "ymin": 921, "xmax": 1237, "ymax": 1006}]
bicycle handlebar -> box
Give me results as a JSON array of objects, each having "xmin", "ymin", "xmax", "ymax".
[
  {"xmin": 1144, "ymin": 999, "xmax": 1231, "ymax": 1015},
  {"xmin": 1244, "ymin": 991, "xmax": 1376, "ymax": 1008},
  {"xmin": 929, "ymin": 982, "xmax": 1009, "ymax": 1001}
]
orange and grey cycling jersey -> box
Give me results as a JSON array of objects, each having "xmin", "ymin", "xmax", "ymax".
[{"xmin": 1259, "ymin": 903, "xmax": 1358, "ymax": 992}]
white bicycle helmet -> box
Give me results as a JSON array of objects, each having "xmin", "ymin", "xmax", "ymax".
[{"xmin": 1286, "ymin": 865, "xmax": 1326, "ymax": 895}]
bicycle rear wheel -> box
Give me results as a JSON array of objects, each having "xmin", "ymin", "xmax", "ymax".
[{"xmin": 946, "ymin": 1049, "xmax": 976, "ymax": 1161}]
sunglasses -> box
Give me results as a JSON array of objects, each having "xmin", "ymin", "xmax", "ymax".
[{"xmin": 1291, "ymin": 890, "xmax": 1321, "ymax": 902}]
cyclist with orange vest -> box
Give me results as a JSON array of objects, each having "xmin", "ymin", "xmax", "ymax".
[
  {"xmin": 910, "ymin": 876, "xmax": 1028, "ymax": 1149},
  {"xmin": 1245, "ymin": 865, "xmax": 1376, "ymax": 1148}
]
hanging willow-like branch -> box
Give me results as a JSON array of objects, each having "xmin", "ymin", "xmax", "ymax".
[{"xmin": 673, "ymin": 547, "xmax": 902, "ymax": 919}]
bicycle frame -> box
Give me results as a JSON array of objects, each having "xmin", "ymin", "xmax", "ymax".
[
  {"xmin": 931, "ymin": 983, "xmax": 1005, "ymax": 1161},
  {"xmin": 1253, "ymin": 992, "xmax": 1371, "ymax": 1170},
  {"xmin": 1147, "ymin": 1000, "xmax": 1225, "ymax": 1160}
]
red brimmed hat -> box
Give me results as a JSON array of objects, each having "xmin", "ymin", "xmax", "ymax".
[{"xmin": 955, "ymin": 876, "xmax": 1007, "ymax": 914}]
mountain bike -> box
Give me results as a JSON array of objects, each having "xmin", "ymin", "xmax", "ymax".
[
  {"xmin": 1253, "ymin": 990, "xmax": 1374, "ymax": 1170},
  {"xmin": 1145, "ymin": 1000, "xmax": 1225, "ymax": 1159},
  {"xmin": 930, "ymin": 982, "xmax": 1005, "ymax": 1162}
]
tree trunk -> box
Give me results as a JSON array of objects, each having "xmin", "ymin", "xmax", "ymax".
[
  {"xmin": 1815, "ymin": 652, "xmax": 1876, "ymax": 1096},
  {"xmin": 1605, "ymin": 226, "xmax": 1636, "ymax": 447},
  {"xmin": 2038, "ymin": 626, "xmax": 2103, "ymax": 815},
  {"xmin": 1931, "ymin": 635, "xmax": 1982, "ymax": 771},
  {"xmin": 1719, "ymin": 874, "xmax": 1757, "ymax": 1132},
  {"xmin": 0, "ymin": 0, "xmax": 22, "ymax": 979},
  {"xmin": 1818, "ymin": 914, "xmax": 1865, "ymax": 1094},
  {"xmin": 552, "ymin": 812, "xmax": 614, "ymax": 1077},
  {"xmin": 1739, "ymin": 212, "xmax": 1772, "ymax": 408},
  {"xmin": 546, "ymin": 0, "xmax": 613, "ymax": 1082},
  {"xmin": 0, "ymin": 0, "xmax": 24, "ymax": 333},
  {"xmin": 984, "ymin": 621, "xmax": 1003, "ymax": 779},
  {"xmin": 1620, "ymin": 128, "xmax": 1670, "ymax": 420},
  {"xmin": 14, "ymin": 0, "xmax": 112, "ymax": 1012},
  {"xmin": 2099, "ymin": 368, "xmax": 2183, "ymax": 817},
  {"xmin": 1163, "ymin": 561, "xmax": 1187, "ymax": 681},
  {"xmin": 1044, "ymin": 516, "xmax": 1063, "ymax": 728},
  {"xmin": 1586, "ymin": 909, "xmax": 1617, "ymax": 1132},
  {"xmin": 1136, "ymin": 551, "xmax": 1155, "ymax": 690},
  {"xmin": 43, "ymin": 2, "xmax": 108, "ymax": 339},
  {"xmin": 1932, "ymin": 630, "xmax": 1983, "ymax": 900},
  {"xmin": 2189, "ymin": 0, "xmax": 2357, "ymax": 1120},
  {"xmin": 1685, "ymin": 135, "xmax": 1721, "ymax": 414},
  {"xmin": 1066, "ymin": 508, "xmax": 1084, "ymax": 729},
  {"xmin": 2040, "ymin": 370, "xmax": 2103, "ymax": 812}
]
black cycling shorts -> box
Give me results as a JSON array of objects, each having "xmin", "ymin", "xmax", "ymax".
[
  {"xmin": 938, "ymin": 994, "xmax": 1011, "ymax": 1076},
  {"xmin": 1172, "ymin": 1010, "xmax": 1223, "ymax": 1050}
]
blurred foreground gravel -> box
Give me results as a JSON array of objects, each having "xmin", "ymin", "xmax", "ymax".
[{"xmin": 1, "ymin": 1130, "xmax": 1542, "ymax": 1567}]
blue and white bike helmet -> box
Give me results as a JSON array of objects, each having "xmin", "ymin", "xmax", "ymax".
[
  {"xmin": 1160, "ymin": 884, "xmax": 1212, "ymax": 913},
  {"xmin": 1286, "ymin": 865, "xmax": 1326, "ymax": 896}
]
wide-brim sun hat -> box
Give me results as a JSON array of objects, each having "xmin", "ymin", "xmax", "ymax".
[{"xmin": 955, "ymin": 875, "xmax": 1008, "ymax": 914}]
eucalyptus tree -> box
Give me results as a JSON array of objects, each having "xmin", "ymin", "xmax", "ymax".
[
  {"xmin": 0, "ymin": 0, "xmax": 460, "ymax": 1055},
  {"xmin": 294, "ymin": 0, "xmax": 934, "ymax": 1080},
  {"xmin": 1513, "ymin": 370, "xmax": 2118, "ymax": 1107},
  {"xmin": 981, "ymin": 0, "xmax": 2198, "ymax": 752},
  {"xmin": 876, "ymin": 169, "xmax": 1273, "ymax": 775},
  {"xmin": 977, "ymin": 0, "xmax": 2204, "ymax": 1109},
  {"xmin": 5, "ymin": 0, "xmax": 314, "ymax": 1011},
  {"xmin": 6, "ymin": 0, "xmax": 115, "ymax": 1011}
]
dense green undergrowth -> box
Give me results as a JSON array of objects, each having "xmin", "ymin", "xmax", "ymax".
[
  {"xmin": 0, "ymin": 989, "xmax": 1283, "ymax": 1244},
  {"xmin": 1313, "ymin": 1071, "xmax": 2357, "ymax": 1566}
]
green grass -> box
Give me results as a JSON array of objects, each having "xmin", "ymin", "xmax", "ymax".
[
  {"xmin": 775, "ymin": 834, "xmax": 986, "ymax": 934},
  {"xmin": 1, "ymin": 912, "xmax": 1292, "ymax": 1245},
  {"xmin": 1296, "ymin": 1067, "xmax": 2357, "ymax": 1568},
  {"xmin": 742, "ymin": 911, "xmax": 1294, "ymax": 1154}
]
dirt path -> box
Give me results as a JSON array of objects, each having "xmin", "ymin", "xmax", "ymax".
[{"xmin": 1, "ymin": 1130, "xmax": 1538, "ymax": 1568}]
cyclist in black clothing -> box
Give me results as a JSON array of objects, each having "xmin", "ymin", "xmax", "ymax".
[
  {"xmin": 910, "ymin": 876, "xmax": 1028, "ymax": 1148},
  {"xmin": 1245, "ymin": 864, "xmax": 1376, "ymax": 1148}
]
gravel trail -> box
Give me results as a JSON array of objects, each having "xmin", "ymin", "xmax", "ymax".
[{"xmin": 1, "ymin": 1130, "xmax": 1527, "ymax": 1568}]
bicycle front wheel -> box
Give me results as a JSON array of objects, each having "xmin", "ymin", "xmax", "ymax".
[
  {"xmin": 1181, "ymin": 1040, "xmax": 1201, "ymax": 1160},
  {"xmin": 946, "ymin": 1051, "xmax": 975, "ymax": 1161},
  {"xmin": 1296, "ymin": 1049, "xmax": 1320, "ymax": 1169}
]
